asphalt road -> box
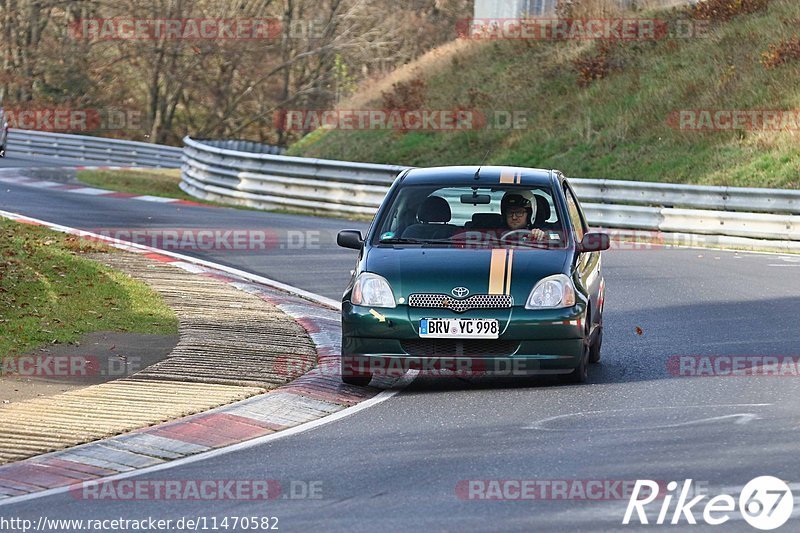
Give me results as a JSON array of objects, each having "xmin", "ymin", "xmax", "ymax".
[
  {"xmin": 0, "ymin": 164, "xmax": 366, "ymax": 300},
  {"xmin": 0, "ymin": 151, "xmax": 97, "ymax": 169},
  {"xmin": 2, "ymin": 162, "xmax": 800, "ymax": 532}
]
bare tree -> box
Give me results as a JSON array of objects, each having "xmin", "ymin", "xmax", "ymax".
[{"xmin": 0, "ymin": 0, "xmax": 475, "ymax": 144}]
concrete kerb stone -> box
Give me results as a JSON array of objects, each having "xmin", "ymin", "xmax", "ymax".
[{"xmin": 0, "ymin": 209, "xmax": 394, "ymax": 501}]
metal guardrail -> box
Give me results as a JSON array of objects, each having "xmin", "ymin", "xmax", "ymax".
[
  {"xmin": 587, "ymin": 204, "xmax": 798, "ymax": 242},
  {"xmin": 181, "ymin": 136, "xmax": 404, "ymax": 217},
  {"xmin": 7, "ymin": 129, "xmax": 182, "ymax": 167},
  {"xmin": 181, "ymin": 136, "xmax": 800, "ymax": 244},
  {"xmin": 570, "ymin": 179, "xmax": 800, "ymax": 215},
  {"xmin": 196, "ymin": 138, "xmax": 286, "ymax": 155}
]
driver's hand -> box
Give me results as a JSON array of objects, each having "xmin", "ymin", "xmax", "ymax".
[{"xmin": 530, "ymin": 228, "xmax": 547, "ymax": 241}]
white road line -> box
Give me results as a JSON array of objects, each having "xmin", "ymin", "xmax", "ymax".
[
  {"xmin": 132, "ymin": 195, "xmax": 179, "ymax": 203},
  {"xmin": 69, "ymin": 187, "xmax": 114, "ymax": 195},
  {"xmin": 14, "ymin": 180, "xmax": 62, "ymax": 188},
  {"xmin": 524, "ymin": 404, "xmax": 774, "ymax": 431}
]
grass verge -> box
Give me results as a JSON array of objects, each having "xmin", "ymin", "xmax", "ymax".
[
  {"xmin": 289, "ymin": 0, "xmax": 800, "ymax": 189},
  {"xmin": 75, "ymin": 168, "xmax": 366, "ymax": 219},
  {"xmin": 0, "ymin": 219, "xmax": 178, "ymax": 358},
  {"xmin": 76, "ymin": 168, "xmax": 199, "ymax": 201}
]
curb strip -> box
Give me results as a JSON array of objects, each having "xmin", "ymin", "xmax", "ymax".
[{"xmin": 0, "ymin": 210, "xmax": 396, "ymax": 503}]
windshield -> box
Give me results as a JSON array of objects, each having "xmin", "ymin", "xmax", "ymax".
[{"xmin": 373, "ymin": 184, "xmax": 565, "ymax": 249}]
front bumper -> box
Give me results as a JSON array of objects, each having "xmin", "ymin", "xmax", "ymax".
[{"xmin": 342, "ymin": 302, "xmax": 586, "ymax": 376}]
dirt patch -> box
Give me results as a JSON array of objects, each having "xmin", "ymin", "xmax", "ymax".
[{"xmin": 0, "ymin": 331, "xmax": 178, "ymax": 405}]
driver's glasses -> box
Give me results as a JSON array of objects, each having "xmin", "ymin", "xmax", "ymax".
[{"xmin": 507, "ymin": 209, "xmax": 526, "ymax": 219}]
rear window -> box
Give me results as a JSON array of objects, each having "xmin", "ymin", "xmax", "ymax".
[{"xmin": 373, "ymin": 184, "xmax": 565, "ymax": 249}]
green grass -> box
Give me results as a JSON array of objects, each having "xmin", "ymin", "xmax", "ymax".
[
  {"xmin": 76, "ymin": 168, "xmax": 368, "ymax": 219},
  {"xmin": 289, "ymin": 0, "xmax": 800, "ymax": 188},
  {"xmin": 0, "ymin": 219, "xmax": 178, "ymax": 357},
  {"xmin": 76, "ymin": 168, "xmax": 201, "ymax": 201},
  {"xmin": 77, "ymin": 168, "xmax": 258, "ymax": 209}
]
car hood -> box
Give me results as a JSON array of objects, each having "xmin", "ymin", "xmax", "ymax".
[{"xmin": 365, "ymin": 246, "xmax": 570, "ymax": 304}]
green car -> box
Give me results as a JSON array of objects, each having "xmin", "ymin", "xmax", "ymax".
[{"xmin": 337, "ymin": 166, "xmax": 610, "ymax": 386}]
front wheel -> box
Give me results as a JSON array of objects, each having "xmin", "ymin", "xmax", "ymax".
[
  {"xmin": 341, "ymin": 356, "xmax": 373, "ymax": 386},
  {"xmin": 588, "ymin": 327, "xmax": 602, "ymax": 364},
  {"xmin": 563, "ymin": 339, "xmax": 589, "ymax": 384},
  {"xmin": 341, "ymin": 373, "xmax": 372, "ymax": 387}
]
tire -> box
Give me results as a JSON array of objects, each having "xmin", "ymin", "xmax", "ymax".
[
  {"xmin": 341, "ymin": 374, "xmax": 372, "ymax": 387},
  {"xmin": 0, "ymin": 145, "xmax": 5, "ymax": 158},
  {"xmin": 341, "ymin": 353, "xmax": 373, "ymax": 386},
  {"xmin": 589, "ymin": 327, "xmax": 602, "ymax": 364},
  {"xmin": 563, "ymin": 337, "xmax": 589, "ymax": 384}
]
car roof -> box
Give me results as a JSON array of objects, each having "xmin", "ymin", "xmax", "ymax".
[{"xmin": 399, "ymin": 166, "xmax": 557, "ymax": 187}]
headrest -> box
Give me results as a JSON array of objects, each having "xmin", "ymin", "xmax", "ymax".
[
  {"xmin": 534, "ymin": 195, "xmax": 551, "ymax": 225},
  {"xmin": 471, "ymin": 213, "xmax": 505, "ymax": 228},
  {"xmin": 417, "ymin": 196, "xmax": 451, "ymax": 223}
]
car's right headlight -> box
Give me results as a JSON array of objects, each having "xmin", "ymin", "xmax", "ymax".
[
  {"xmin": 351, "ymin": 272, "xmax": 396, "ymax": 308},
  {"xmin": 525, "ymin": 274, "xmax": 576, "ymax": 309}
]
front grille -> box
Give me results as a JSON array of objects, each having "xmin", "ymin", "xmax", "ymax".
[
  {"xmin": 400, "ymin": 339, "xmax": 519, "ymax": 358},
  {"xmin": 408, "ymin": 293, "xmax": 513, "ymax": 313}
]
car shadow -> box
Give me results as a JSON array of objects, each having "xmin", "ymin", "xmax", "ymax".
[{"xmin": 386, "ymin": 295, "xmax": 800, "ymax": 393}]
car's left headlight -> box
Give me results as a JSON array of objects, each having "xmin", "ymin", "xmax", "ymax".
[
  {"xmin": 525, "ymin": 274, "xmax": 576, "ymax": 309},
  {"xmin": 351, "ymin": 272, "xmax": 396, "ymax": 308}
]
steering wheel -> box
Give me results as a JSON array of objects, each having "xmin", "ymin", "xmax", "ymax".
[{"xmin": 499, "ymin": 229, "xmax": 534, "ymax": 243}]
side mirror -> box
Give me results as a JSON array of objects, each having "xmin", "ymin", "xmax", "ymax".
[
  {"xmin": 337, "ymin": 230, "xmax": 364, "ymax": 250},
  {"xmin": 578, "ymin": 232, "xmax": 610, "ymax": 253}
]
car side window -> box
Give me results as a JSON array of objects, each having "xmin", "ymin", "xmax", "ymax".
[{"xmin": 563, "ymin": 185, "xmax": 586, "ymax": 242}]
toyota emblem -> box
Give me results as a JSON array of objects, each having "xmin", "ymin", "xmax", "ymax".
[{"xmin": 451, "ymin": 287, "xmax": 469, "ymax": 298}]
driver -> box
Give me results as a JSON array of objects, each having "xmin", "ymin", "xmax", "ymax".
[{"xmin": 501, "ymin": 193, "xmax": 547, "ymax": 242}]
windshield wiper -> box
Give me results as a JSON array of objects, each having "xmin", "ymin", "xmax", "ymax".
[
  {"xmin": 379, "ymin": 237, "xmax": 452, "ymax": 246},
  {"xmin": 378, "ymin": 237, "xmax": 426, "ymax": 245}
]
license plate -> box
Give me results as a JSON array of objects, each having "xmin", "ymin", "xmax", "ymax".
[{"xmin": 419, "ymin": 318, "xmax": 499, "ymax": 339}]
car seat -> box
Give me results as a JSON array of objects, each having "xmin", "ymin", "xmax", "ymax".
[{"xmin": 400, "ymin": 196, "xmax": 457, "ymax": 240}]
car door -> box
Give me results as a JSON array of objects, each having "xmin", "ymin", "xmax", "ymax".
[{"xmin": 562, "ymin": 179, "xmax": 603, "ymax": 331}]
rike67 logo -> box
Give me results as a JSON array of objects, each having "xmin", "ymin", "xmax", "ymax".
[{"xmin": 623, "ymin": 477, "xmax": 794, "ymax": 530}]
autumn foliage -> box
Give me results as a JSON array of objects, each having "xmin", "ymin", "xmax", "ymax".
[
  {"xmin": 573, "ymin": 41, "xmax": 621, "ymax": 87},
  {"xmin": 688, "ymin": 0, "xmax": 770, "ymax": 22},
  {"xmin": 761, "ymin": 35, "xmax": 800, "ymax": 68}
]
